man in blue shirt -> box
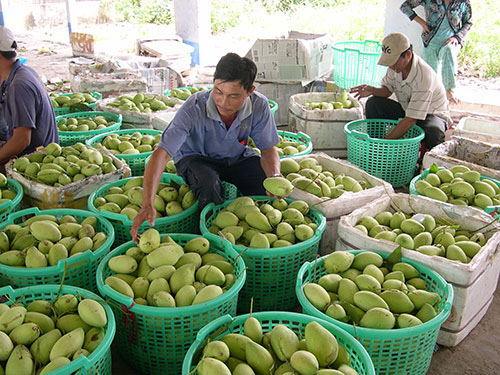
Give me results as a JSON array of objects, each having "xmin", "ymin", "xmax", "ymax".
[
  {"xmin": 131, "ymin": 53, "xmax": 282, "ymax": 241},
  {"xmin": 0, "ymin": 27, "xmax": 58, "ymax": 166}
]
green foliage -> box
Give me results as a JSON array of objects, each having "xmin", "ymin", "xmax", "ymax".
[
  {"xmin": 103, "ymin": 0, "xmax": 173, "ymax": 24},
  {"xmin": 459, "ymin": 0, "xmax": 500, "ymax": 77},
  {"xmin": 210, "ymin": 0, "xmax": 242, "ymax": 33}
]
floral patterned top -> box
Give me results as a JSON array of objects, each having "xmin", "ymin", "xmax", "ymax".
[{"xmin": 400, "ymin": 0, "xmax": 472, "ymax": 47}]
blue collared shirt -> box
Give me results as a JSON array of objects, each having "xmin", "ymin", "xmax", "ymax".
[{"xmin": 158, "ymin": 89, "xmax": 279, "ymax": 165}]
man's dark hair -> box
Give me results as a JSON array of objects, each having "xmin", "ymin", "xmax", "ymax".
[
  {"xmin": 400, "ymin": 44, "xmax": 413, "ymax": 58},
  {"xmin": 0, "ymin": 41, "xmax": 17, "ymax": 59},
  {"xmin": 214, "ymin": 53, "xmax": 257, "ymax": 92}
]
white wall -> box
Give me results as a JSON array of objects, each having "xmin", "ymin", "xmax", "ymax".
[{"xmin": 384, "ymin": 0, "xmax": 425, "ymax": 56}]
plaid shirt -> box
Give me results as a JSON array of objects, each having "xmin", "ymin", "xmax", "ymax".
[{"xmin": 400, "ymin": 0, "xmax": 472, "ymax": 47}]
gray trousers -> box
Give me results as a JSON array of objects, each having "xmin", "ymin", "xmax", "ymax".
[{"xmin": 365, "ymin": 96, "xmax": 446, "ymax": 150}]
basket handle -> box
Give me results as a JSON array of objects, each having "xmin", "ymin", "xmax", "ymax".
[
  {"xmin": 10, "ymin": 207, "xmax": 42, "ymax": 221},
  {"xmin": 0, "ymin": 285, "xmax": 15, "ymax": 299},
  {"xmin": 199, "ymin": 202, "xmax": 216, "ymax": 230},
  {"xmin": 348, "ymin": 129, "xmax": 370, "ymax": 140},
  {"xmin": 297, "ymin": 131, "xmax": 311, "ymax": 144},
  {"xmin": 295, "ymin": 260, "xmax": 312, "ymax": 291}
]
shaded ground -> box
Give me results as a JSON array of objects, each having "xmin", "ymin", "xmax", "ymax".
[{"xmin": 15, "ymin": 23, "xmax": 500, "ymax": 375}]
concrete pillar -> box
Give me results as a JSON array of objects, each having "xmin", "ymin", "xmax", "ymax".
[
  {"xmin": 384, "ymin": 0, "xmax": 425, "ymax": 56},
  {"xmin": 174, "ymin": 0, "xmax": 211, "ymax": 66}
]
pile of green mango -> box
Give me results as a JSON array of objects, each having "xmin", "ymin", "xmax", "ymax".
[
  {"xmin": 302, "ymin": 90, "xmax": 353, "ymax": 110},
  {"xmin": 106, "ymin": 93, "xmax": 177, "ymax": 113},
  {"xmin": 12, "ymin": 143, "xmax": 117, "ymax": 187},
  {"xmin": 57, "ymin": 115, "xmax": 117, "ymax": 132},
  {"xmin": 166, "ymin": 86, "xmax": 207, "ymax": 101},
  {"xmin": 192, "ymin": 318, "xmax": 360, "ymax": 375},
  {"xmin": 104, "ymin": 229, "xmax": 237, "ymax": 307},
  {"xmin": 249, "ymin": 133, "xmax": 309, "ymax": 157},
  {"xmin": 208, "ymin": 197, "xmax": 318, "ymax": 248},
  {"xmin": 0, "ymin": 215, "xmax": 108, "ymax": 268},
  {"xmin": 280, "ymin": 157, "xmax": 372, "ymax": 199},
  {"xmin": 0, "ymin": 173, "xmax": 18, "ymax": 209},
  {"xmin": 303, "ymin": 251, "xmax": 442, "ymax": 329},
  {"xmin": 355, "ymin": 211, "xmax": 486, "ymax": 264},
  {"xmin": 0, "ymin": 293, "xmax": 108, "ymax": 374},
  {"xmin": 92, "ymin": 132, "xmax": 160, "ymax": 156},
  {"xmin": 49, "ymin": 92, "xmax": 97, "ymax": 109},
  {"xmin": 93, "ymin": 176, "xmax": 196, "ymax": 221},
  {"xmin": 415, "ymin": 165, "xmax": 500, "ymax": 209}
]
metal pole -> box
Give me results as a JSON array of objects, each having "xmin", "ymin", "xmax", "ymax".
[
  {"xmin": 65, "ymin": 0, "xmax": 76, "ymax": 42},
  {"xmin": 0, "ymin": 0, "xmax": 5, "ymax": 26}
]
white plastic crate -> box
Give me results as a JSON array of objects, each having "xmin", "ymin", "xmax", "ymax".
[
  {"xmin": 454, "ymin": 117, "xmax": 500, "ymax": 144},
  {"xmin": 336, "ymin": 193, "xmax": 500, "ymax": 342}
]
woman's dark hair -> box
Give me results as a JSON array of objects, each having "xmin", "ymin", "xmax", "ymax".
[{"xmin": 213, "ymin": 53, "xmax": 257, "ymax": 92}]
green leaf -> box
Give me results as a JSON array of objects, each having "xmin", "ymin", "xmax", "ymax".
[
  {"xmin": 339, "ymin": 301, "xmax": 365, "ymax": 325},
  {"xmin": 387, "ymin": 246, "xmax": 402, "ymax": 269},
  {"xmin": 429, "ymin": 164, "xmax": 439, "ymax": 174},
  {"xmin": 69, "ymin": 103, "xmax": 93, "ymax": 113}
]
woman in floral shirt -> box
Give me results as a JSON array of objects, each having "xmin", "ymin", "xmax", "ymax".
[{"xmin": 400, "ymin": 0, "xmax": 472, "ymax": 104}]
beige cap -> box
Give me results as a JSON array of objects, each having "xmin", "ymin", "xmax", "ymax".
[
  {"xmin": 378, "ymin": 32, "xmax": 410, "ymax": 66},
  {"xmin": 0, "ymin": 26, "xmax": 16, "ymax": 52}
]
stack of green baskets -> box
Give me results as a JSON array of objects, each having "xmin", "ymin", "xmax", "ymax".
[
  {"xmin": 0, "ymin": 177, "xmax": 23, "ymax": 222},
  {"xmin": 0, "ymin": 207, "xmax": 114, "ymax": 292},
  {"xmin": 56, "ymin": 111, "xmax": 122, "ymax": 146},
  {"xmin": 344, "ymin": 119, "xmax": 425, "ymax": 187},
  {"xmin": 296, "ymin": 250, "xmax": 453, "ymax": 375},
  {"xmin": 53, "ymin": 92, "xmax": 102, "ymax": 116},
  {"xmin": 86, "ymin": 128, "xmax": 162, "ymax": 176},
  {"xmin": 96, "ymin": 233, "xmax": 246, "ymax": 375},
  {"xmin": 182, "ymin": 311, "xmax": 375, "ymax": 375},
  {"xmin": 332, "ymin": 40, "xmax": 388, "ymax": 89},
  {"xmin": 200, "ymin": 196, "xmax": 326, "ymax": 312},
  {"xmin": 278, "ymin": 129, "xmax": 313, "ymax": 158},
  {"xmin": 0, "ymin": 284, "xmax": 115, "ymax": 375}
]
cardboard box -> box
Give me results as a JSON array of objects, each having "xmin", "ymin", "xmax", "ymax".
[
  {"xmin": 255, "ymin": 82, "xmax": 309, "ymax": 125},
  {"xmin": 248, "ymin": 31, "xmax": 333, "ymax": 83}
]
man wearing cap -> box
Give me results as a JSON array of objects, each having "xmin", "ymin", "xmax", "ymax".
[
  {"xmin": 350, "ymin": 32, "xmax": 451, "ymax": 151},
  {"xmin": 0, "ymin": 26, "xmax": 58, "ymax": 166}
]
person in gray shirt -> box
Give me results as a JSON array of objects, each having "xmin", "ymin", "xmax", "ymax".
[{"xmin": 0, "ymin": 26, "xmax": 58, "ymax": 166}]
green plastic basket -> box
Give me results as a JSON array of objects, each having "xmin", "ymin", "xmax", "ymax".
[
  {"xmin": 409, "ymin": 167, "xmax": 500, "ymax": 217},
  {"xmin": 86, "ymin": 128, "xmax": 162, "ymax": 176},
  {"xmin": 56, "ymin": 111, "xmax": 122, "ymax": 146},
  {"xmin": 269, "ymin": 99, "xmax": 278, "ymax": 115},
  {"xmin": 345, "ymin": 119, "xmax": 425, "ymax": 187},
  {"xmin": 296, "ymin": 250, "xmax": 454, "ymax": 375},
  {"xmin": 0, "ymin": 207, "xmax": 115, "ymax": 292},
  {"xmin": 183, "ymin": 311, "xmax": 376, "ymax": 375},
  {"xmin": 53, "ymin": 92, "xmax": 102, "ymax": 116},
  {"xmin": 200, "ymin": 196, "xmax": 326, "ymax": 312},
  {"xmin": 0, "ymin": 178, "xmax": 23, "ymax": 222},
  {"xmin": 332, "ymin": 40, "xmax": 388, "ymax": 89},
  {"xmin": 0, "ymin": 284, "xmax": 115, "ymax": 375},
  {"xmin": 278, "ymin": 129, "xmax": 313, "ymax": 158},
  {"xmin": 88, "ymin": 173, "xmax": 202, "ymax": 245},
  {"xmin": 96, "ymin": 233, "xmax": 246, "ymax": 375}
]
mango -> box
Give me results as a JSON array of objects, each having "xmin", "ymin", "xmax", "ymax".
[
  {"xmin": 0, "ymin": 306, "xmax": 26, "ymax": 334},
  {"xmin": 305, "ymin": 321, "xmax": 338, "ymax": 366},
  {"xmin": 263, "ymin": 177, "xmax": 294, "ymax": 196},
  {"xmin": 197, "ymin": 357, "xmax": 231, "ymax": 375},
  {"xmin": 354, "ymin": 274, "xmax": 381, "ymax": 292},
  {"xmin": 138, "ymin": 228, "xmax": 160, "ymax": 254},
  {"xmin": 147, "ymin": 244, "xmax": 184, "ymax": 268},
  {"xmin": 0, "ymin": 331, "xmax": 13, "ymax": 361},
  {"xmin": 353, "ymin": 291, "xmax": 389, "ymax": 311},
  {"xmin": 290, "ymin": 350, "xmax": 319, "ymax": 375},
  {"xmin": 269, "ymin": 324, "xmax": 298, "ymax": 361},
  {"xmin": 397, "ymin": 313, "xmax": 423, "ymax": 328},
  {"xmin": 49, "ymin": 327, "xmax": 84, "ymax": 360},
  {"xmin": 221, "ymin": 334, "xmax": 252, "ymax": 361},
  {"xmin": 351, "ymin": 251, "xmax": 383, "ymax": 270},
  {"xmin": 360, "ymin": 307, "xmax": 395, "ymax": 329},
  {"xmin": 5, "ymin": 345, "xmax": 33, "ymax": 375},
  {"xmin": 39, "ymin": 357, "xmax": 71, "ymax": 374},
  {"xmin": 408, "ymin": 290, "xmax": 440, "ymax": 310},
  {"xmin": 105, "ymin": 276, "xmax": 135, "ymax": 298},
  {"xmin": 380, "ymin": 290, "xmax": 414, "ymax": 313},
  {"xmin": 184, "ymin": 237, "xmax": 210, "ymax": 255},
  {"xmin": 450, "ymin": 181, "xmax": 475, "ymax": 198},
  {"xmin": 324, "ymin": 252, "xmax": 354, "ymax": 274},
  {"xmin": 192, "ymin": 285, "xmax": 223, "ymax": 305},
  {"xmin": 30, "ymin": 221, "xmax": 62, "ymax": 242},
  {"xmin": 303, "ymin": 283, "xmax": 330, "ymax": 311},
  {"xmin": 416, "ymin": 303, "xmax": 438, "ymax": 323},
  {"xmin": 244, "ymin": 316, "xmax": 263, "ymax": 344},
  {"xmin": 108, "ymin": 255, "xmax": 138, "ymax": 274},
  {"xmin": 78, "ymin": 299, "xmax": 107, "ymax": 328}
]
